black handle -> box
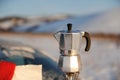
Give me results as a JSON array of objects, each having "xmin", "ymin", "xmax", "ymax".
[{"xmin": 83, "ymin": 32, "xmax": 91, "ymax": 51}]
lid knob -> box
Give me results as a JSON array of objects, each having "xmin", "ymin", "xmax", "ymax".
[{"xmin": 67, "ymin": 23, "xmax": 72, "ymax": 32}]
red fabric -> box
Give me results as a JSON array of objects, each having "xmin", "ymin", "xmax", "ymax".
[{"xmin": 0, "ymin": 61, "xmax": 16, "ymax": 80}]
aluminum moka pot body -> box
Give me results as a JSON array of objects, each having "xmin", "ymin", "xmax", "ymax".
[
  {"xmin": 58, "ymin": 55, "xmax": 81, "ymax": 73},
  {"xmin": 55, "ymin": 31, "xmax": 82, "ymax": 55},
  {"xmin": 54, "ymin": 23, "xmax": 91, "ymax": 80},
  {"xmin": 54, "ymin": 24, "xmax": 91, "ymax": 56}
]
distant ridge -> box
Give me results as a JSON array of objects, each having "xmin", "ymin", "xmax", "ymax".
[{"xmin": 0, "ymin": 15, "xmax": 71, "ymax": 32}]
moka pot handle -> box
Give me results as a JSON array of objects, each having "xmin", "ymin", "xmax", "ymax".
[{"xmin": 82, "ymin": 32, "xmax": 91, "ymax": 51}]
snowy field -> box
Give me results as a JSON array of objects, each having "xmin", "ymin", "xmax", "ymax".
[{"xmin": 0, "ymin": 32, "xmax": 119, "ymax": 80}]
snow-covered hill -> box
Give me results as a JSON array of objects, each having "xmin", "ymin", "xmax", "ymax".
[
  {"xmin": 0, "ymin": 8, "xmax": 120, "ymax": 34},
  {"xmin": 83, "ymin": 8, "xmax": 120, "ymax": 34}
]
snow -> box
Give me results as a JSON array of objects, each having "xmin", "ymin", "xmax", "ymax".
[
  {"xmin": 0, "ymin": 33, "xmax": 119, "ymax": 80},
  {"xmin": 80, "ymin": 39, "xmax": 120, "ymax": 80}
]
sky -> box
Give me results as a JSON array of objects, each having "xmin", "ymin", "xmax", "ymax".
[{"xmin": 0, "ymin": 0, "xmax": 120, "ymax": 17}]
